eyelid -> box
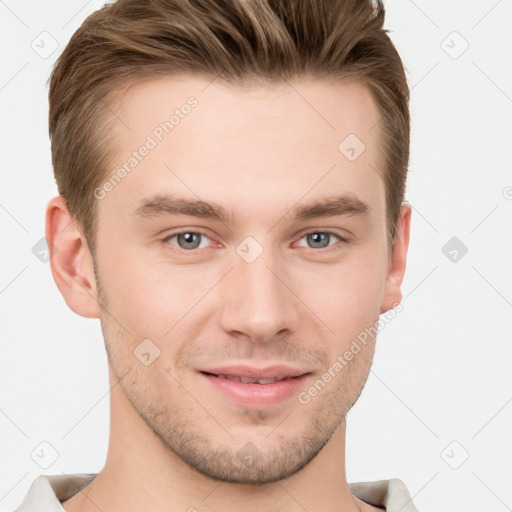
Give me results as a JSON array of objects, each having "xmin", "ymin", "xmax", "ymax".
[{"xmin": 295, "ymin": 226, "xmax": 351, "ymax": 240}]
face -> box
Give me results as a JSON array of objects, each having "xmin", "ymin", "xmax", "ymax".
[{"xmin": 88, "ymin": 76, "xmax": 401, "ymax": 483}]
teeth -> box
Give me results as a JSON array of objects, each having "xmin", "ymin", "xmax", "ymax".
[{"xmin": 214, "ymin": 374, "xmax": 292, "ymax": 384}]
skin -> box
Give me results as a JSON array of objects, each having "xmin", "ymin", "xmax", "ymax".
[{"xmin": 46, "ymin": 76, "xmax": 411, "ymax": 512}]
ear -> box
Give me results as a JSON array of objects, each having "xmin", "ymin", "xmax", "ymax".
[
  {"xmin": 381, "ymin": 202, "xmax": 412, "ymax": 314},
  {"xmin": 45, "ymin": 196, "xmax": 101, "ymax": 318}
]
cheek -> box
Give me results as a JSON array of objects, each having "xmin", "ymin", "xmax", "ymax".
[
  {"xmin": 98, "ymin": 252, "xmax": 226, "ymax": 352},
  {"xmin": 95, "ymin": 242, "xmax": 177, "ymax": 334},
  {"xmin": 319, "ymin": 250, "xmax": 386, "ymax": 315}
]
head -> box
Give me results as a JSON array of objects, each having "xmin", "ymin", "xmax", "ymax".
[{"xmin": 46, "ymin": 0, "xmax": 411, "ymax": 485}]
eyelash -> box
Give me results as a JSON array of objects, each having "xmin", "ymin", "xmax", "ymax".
[{"xmin": 161, "ymin": 229, "xmax": 348, "ymax": 255}]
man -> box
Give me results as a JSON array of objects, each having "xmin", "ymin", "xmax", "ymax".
[{"xmin": 15, "ymin": 0, "xmax": 418, "ymax": 510}]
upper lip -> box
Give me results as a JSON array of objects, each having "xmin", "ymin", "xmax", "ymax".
[{"xmin": 199, "ymin": 364, "xmax": 309, "ymax": 380}]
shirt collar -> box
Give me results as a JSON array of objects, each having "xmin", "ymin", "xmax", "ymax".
[{"xmin": 16, "ymin": 474, "xmax": 419, "ymax": 512}]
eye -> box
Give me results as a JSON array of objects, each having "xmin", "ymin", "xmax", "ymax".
[
  {"xmin": 296, "ymin": 231, "xmax": 345, "ymax": 251},
  {"xmin": 161, "ymin": 229, "xmax": 347, "ymax": 254},
  {"xmin": 162, "ymin": 230, "xmax": 213, "ymax": 251}
]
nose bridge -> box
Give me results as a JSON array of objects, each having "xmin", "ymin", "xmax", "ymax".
[{"xmin": 218, "ymin": 243, "xmax": 299, "ymax": 342}]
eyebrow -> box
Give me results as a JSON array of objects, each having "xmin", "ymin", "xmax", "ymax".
[{"xmin": 131, "ymin": 193, "xmax": 371, "ymax": 224}]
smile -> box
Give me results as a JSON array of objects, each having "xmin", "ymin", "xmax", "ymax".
[
  {"xmin": 203, "ymin": 372, "xmax": 299, "ymax": 385},
  {"xmin": 198, "ymin": 366, "xmax": 311, "ymax": 408}
]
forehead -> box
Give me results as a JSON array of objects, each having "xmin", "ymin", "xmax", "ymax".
[
  {"xmin": 111, "ymin": 75, "xmax": 381, "ymax": 147},
  {"xmin": 99, "ymin": 75, "xmax": 385, "ymax": 225}
]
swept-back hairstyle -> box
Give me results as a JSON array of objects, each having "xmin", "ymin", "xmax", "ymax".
[{"xmin": 48, "ymin": 0, "xmax": 409, "ymax": 255}]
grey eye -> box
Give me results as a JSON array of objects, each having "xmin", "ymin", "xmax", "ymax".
[
  {"xmin": 298, "ymin": 232, "xmax": 341, "ymax": 250},
  {"xmin": 164, "ymin": 231, "xmax": 211, "ymax": 251}
]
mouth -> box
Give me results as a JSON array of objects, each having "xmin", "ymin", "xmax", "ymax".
[
  {"xmin": 197, "ymin": 365, "xmax": 311, "ymax": 407},
  {"xmin": 200, "ymin": 371, "xmax": 301, "ymax": 385}
]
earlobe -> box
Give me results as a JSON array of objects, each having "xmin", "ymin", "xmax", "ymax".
[
  {"xmin": 380, "ymin": 202, "xmax": 412, "ymax": 314},
  {"xmin": 45, "ymin": 196, "xmax": 101, "ymax": 318}
]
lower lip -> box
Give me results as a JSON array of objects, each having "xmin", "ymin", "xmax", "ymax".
[{"xmin": 199, "ymin": 372, "xmax": 310, "ymax": 408}]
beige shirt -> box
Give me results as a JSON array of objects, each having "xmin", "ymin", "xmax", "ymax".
[{"xmin": 14, "ymin": 473, "xmax": 420, "ymax": 511}]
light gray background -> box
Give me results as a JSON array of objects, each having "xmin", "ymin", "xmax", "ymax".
[{"xmin": 1, "ymin": 1, "xmax": 511, "ymax": 511}]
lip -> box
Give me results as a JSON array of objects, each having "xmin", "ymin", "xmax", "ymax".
[
  {"xmin": 200, "ymin": 364, "xmax": 308, "ymax": 380},
  {"xmin": 198, "ymin": 364, "xmax": 311, "ymax": 408}
]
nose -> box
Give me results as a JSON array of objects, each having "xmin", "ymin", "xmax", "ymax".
[{"xmin": 218, "ymin": 248, "xmax": 301, "ymax": 344}]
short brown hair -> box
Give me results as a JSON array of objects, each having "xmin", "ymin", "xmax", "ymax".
[{"xmin": 48, "ymin": 0, "xmax": 409, "ymax": 256}]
